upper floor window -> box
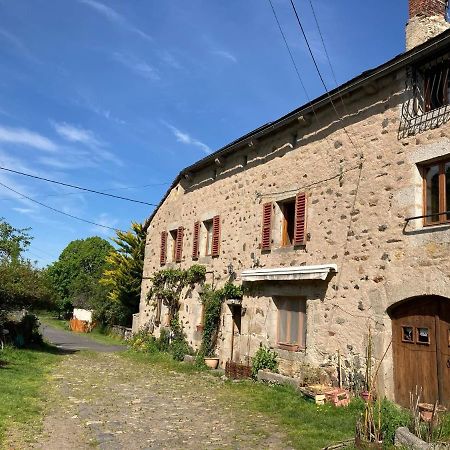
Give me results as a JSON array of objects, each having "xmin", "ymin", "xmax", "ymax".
[
  {"xmin": 424, "ymin": 63, "xmax": 450, "ymax": 112},
  {"xmin": 422, "ymin": 159, "xmax": 450, "ymax": 225},
  {"xmin": 204, "ymin": 219, "xmax": 214, "ymax": 256},
  {"xmin": 261, "ymin": 192, "xmax": 307, "ymax": 251},
  {"xmin": 280, "ymin": 198, "xmax": 296, "ymax": 247}
]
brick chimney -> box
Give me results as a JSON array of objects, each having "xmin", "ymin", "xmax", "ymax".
[{"xmin": 406, "ymin": 0, "xmax": 450, "ymax": 50}]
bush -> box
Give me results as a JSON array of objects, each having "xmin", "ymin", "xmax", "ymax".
[
  {"xmin": 251, "ymin": 345, "xmax": 278, "ymax": 378},
  {"xmin": 129, "ymin": 331, "xmax": 159, "ymax": 353},
  {"xmin": 4, "ymin": 313, "xmax": 42, "ymax": 347}
]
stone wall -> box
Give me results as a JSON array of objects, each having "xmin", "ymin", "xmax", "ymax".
[{"xmin": 137, "ymin": 65, "xmax": 450, "ymax": 400}]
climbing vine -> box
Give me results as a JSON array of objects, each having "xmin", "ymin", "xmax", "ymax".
[
  {"xmin": 146, "ymin": 264, "xmax": 206, "ymax": 321},
  {"xmin": 199, "ymin": 282, "xmax": 245, "ymax": 358}
]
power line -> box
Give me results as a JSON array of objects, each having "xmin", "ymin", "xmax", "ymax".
[
  {"xmin": 288, "ymin": 0, "xmax": 359, "ymax": 152},
  {"xmin": 307, "ymin": 0, "xmax": 348, "ymax": 115},
  {"xmin": 0, "ymin": 180, "xmax": 170, "ymax": 202},
  {"xmin": 0, "ymin": 166, "xmax": 158, "ymax": 206},
  {"xmin": 0, "ymin": 180, "xmax": 123, "ymax": 232},
  {"xmin": 267, "ymin": 0, "xmax": 335, "ymax": 154}
]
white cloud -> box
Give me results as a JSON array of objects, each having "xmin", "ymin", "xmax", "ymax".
[
  {"xmin": 112, "ymin": 52, "xmax": 159, "ymax": 81},
  {"xmin": 79, "ymin": 0, "xmax": 152, "ymax": 42},
  {"xmin": 211, "ymin": 50, "xmax": 237, "ymax": 64},
  {"xmin": 52, "ymin": 121, "xmax": 103, "ymax": 148},
  {"xmin": 51, "ymin": 121, "xmax": 123, "ymax": 166},
  {"xmin": 163, "ymin": 122, "xmax": 211, "ymax": 155},
  {"xmin": 0, "ymin": 125, "xmax": 57, "ymax": 151}
]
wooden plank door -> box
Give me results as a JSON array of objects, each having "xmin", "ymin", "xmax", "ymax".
[
  {"xmin": 391, "ymin": 297, "xmax": 439, "ymax": 407},
  {"xmin": 438, "ymin": 299, "xmax": 450, "ymax": 408}
]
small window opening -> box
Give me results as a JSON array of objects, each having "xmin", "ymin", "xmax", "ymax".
[
  {"xmin": 232, "ymin": 305, "xmax": 242, "ymax": 334},
  {"xmin": 204, "ymin": 219, "xmax": 213, "ymax": 256},
  {"xmin": 402, "ymin": 326, "xmax": 414, "ymax": 343},
  {"xmin": 243, "ymin": 155, "xmax": 248, "ymax": 166},
  {"xmin": 169, "ymin": 229, "xmax": 178, "ymax": 261},
  {"xmin": 280, "ymin": 199, "xmax": 296, "ymax": 246},
  {"xmin": 417, "ymin": 327, "xmax": 430, "ymax": 344}
]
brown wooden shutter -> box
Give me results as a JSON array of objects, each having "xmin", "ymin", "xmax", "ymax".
[
  {"xmin": 175, "ymin": 226, "xmax": 184, "ymax": 263},
  {"xmin": 211, "ymin": 215, "xmax": 220, "ymax": 257},
  {"xmin": 160, "ymin": 231, "xmax": 167, "ymax": 266},
  {"xmin": 192, "ymin": 221, "xmax": 200, "ymax": 260},
  {"xmin": 261, "ymin": 202, "xmax": 272, "ymax": 251},
  {"xmin": 294, "ymin": 192, "xmax": 307, "ymax": 246}
]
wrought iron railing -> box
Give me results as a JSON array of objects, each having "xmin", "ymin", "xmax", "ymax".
[{"xmin": 399, "ymin": 54, "xmax": 450, "ymax": 138}]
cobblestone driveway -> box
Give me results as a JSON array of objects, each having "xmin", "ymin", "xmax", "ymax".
[{"xmin": 29, "ymin": 352, "xmax": 291, "ymax": 449}]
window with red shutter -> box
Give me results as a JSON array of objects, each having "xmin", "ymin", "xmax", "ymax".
[
  {"xmin": 192, "ymin": 221, "xmax": 200, "ymax": 260},
  {"xmin": 294, "ymin": 192, "xmax": 307, "ymax": 246},
  {"xmin": 160, "ymin": 231, "xmax": 167, "ymax": 266},
  {"xmin": 175, "ymin": 226, "xmax": 184, "ymax": 262},
  {"xmin": 261, "ymin": 202, "xmax": 272, "ymax": 251},
  {"xmin": 211, "ymin": 215, "xmax": 221, "ymax": 257}
]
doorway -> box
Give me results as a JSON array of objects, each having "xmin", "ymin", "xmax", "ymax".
[
  {"xmin": 230, "ymin": 304, "xmax": 242, "ymax": 362},
  {"xmin": 390, "ymin": 296, "xmax": 450, "ymax": 408}
]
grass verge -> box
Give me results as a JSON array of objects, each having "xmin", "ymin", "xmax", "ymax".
[{"xmin": 0, "ymin": 344, "xmax": 60, "ymax": 447}]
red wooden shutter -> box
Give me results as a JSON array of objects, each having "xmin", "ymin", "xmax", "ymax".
[
  {"xmin": 211, "ymin": 215, "xmax": 221, "ymax": 257},
  {"xmin": 294, "ymin": 192, "xmax": 307, "ymax": 246},
  {"xmin": 160, "ymin": 231, "xmax": 167, "ymax": 265},
  {"xmin": 192, "ymin": 221, "xmax": 200, "ymax": 260},
  {"xmin": 261, "ymin": 202, "xmax": 272, "ymax": 251},
  {"xmin": 175, "ymin": 226, "xmax": 184, "ymax": 263}
]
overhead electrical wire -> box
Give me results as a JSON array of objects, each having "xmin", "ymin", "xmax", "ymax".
[
  {"xmin": 0, "ymin": 166, "xmax": 158, "ymax": 206},
  {"xmin": 0, "ymin": 180, "xmax": 123, "ymax": 232},
  {"xmin": 288, "ymin": 0, "xmax": 359, "ymax": 152}
]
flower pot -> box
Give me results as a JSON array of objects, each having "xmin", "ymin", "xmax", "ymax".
[
  {"xmin": 360, "ymin": 391, "xmax": 374, "ymax": 402},
  {"xmin": 204, "ymin": 357, "xmax": 219, "ymax": 369}
]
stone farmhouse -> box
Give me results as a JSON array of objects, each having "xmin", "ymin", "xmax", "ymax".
[{"xmin": 135, "ymin": 0, "xmax": 450, "ymax": 408}]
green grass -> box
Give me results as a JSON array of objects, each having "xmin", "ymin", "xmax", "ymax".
[
  {"xmin": 121, "ymin": 349, "xmax": 361, "ymax": 449},
  {"xmin": 0, "ymin": 345, "xmax": 59, "ymax": 447}
]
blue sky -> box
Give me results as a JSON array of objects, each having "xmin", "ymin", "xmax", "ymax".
[{"xmin": 0, "ymin": 0, "xmax": 406, "ymax": 266}]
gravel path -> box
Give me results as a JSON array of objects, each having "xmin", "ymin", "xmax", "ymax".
[
  {"xmin": 26, "ymin": 351, "xmax": 291, "ymax": 449},
  {"xmin": 40, "ymin": 324, "xmax": 125, "ymax": 353}
]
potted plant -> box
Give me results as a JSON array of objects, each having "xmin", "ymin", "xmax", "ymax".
[{"xmin": 204, "ymin": 356, "xmax": 220, "ymax": 369}]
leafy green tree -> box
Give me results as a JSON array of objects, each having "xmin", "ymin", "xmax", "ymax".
[
  {"xmin": 47, "ymin": 237, "xmax": 113, "ymax": 318},
  {"xmin": 99, "ymin": 222, "xmax": 146, "ymax": 327},
  {"xmin": 0, "ymin": 218, "xmax": 54, "ymax": 326}
]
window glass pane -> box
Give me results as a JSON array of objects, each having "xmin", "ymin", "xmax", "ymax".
[
  {"xmin": 278, "ymin": 308, "xmax": 287, "ymax": 343},
  {"xmin": 425, "ymin": 164, "xmax": 440, "ymax": 224},
  {"xmin": 289, "ymin": 310, "xmax": 299, "ymax": 344},
  {"xmin": 402, "ymin": 326, "xmax": 414, "ymax": 342},
  {"xmin": 417, "ymin": 327, "xmax": 430, "ymax": 344},
  {"xmin": 446, "ymin": 163, "xmax": 450, "ymax": 221}
]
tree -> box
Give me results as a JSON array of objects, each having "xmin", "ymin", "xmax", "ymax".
[
  {"xmin": 0, "ymin": 218, "xmax": 54, "ymax": 326},
  {"xmin": 46, "ymin": 237, "xmax": 113, "ymax": 318},
  {"xmin": 99, "ymin": 222, "xmax": 146, "ymax": 327}
]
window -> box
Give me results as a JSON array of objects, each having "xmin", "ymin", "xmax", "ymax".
[
  {"xmin": 422, "ymin": 159, "xmax": 450, "ymax": 225},
  {"xmin": 402, "ymin": 326, "xmax": 414, "ymax": 343},
  {"xmin": 280, "ymin": 199, "xmax": 296, "ymax": 246},
  {"xmin": 204, "ymin": 220, "xmax": 213, "ymax": 256},
  {"xmin": 417, "ymin": 327, "xmax": 430, "ymax": 345},
  {"xmin": 169, "ymin": 229, "xmax": 178, "ymax": 261},
  {"xmin": 424, "ymin": 64, "xmax": 450, "ymax": 112},
  {"xmin": 276, "ymin": 297, "xmax": 306, "ymax": 349}
]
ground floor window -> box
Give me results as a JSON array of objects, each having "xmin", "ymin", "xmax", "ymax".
[
  {"xmin": 276, "ymin": 297, "xmax": 306, "ymax": 349},
  {"xmin": 422, "ymin": 159, "xmax": 450, "ymax": 225}
]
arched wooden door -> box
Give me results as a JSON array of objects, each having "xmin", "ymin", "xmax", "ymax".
[{"xmin": 390, "ymin": 296, "xmax": 450, "ymax": 408}]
